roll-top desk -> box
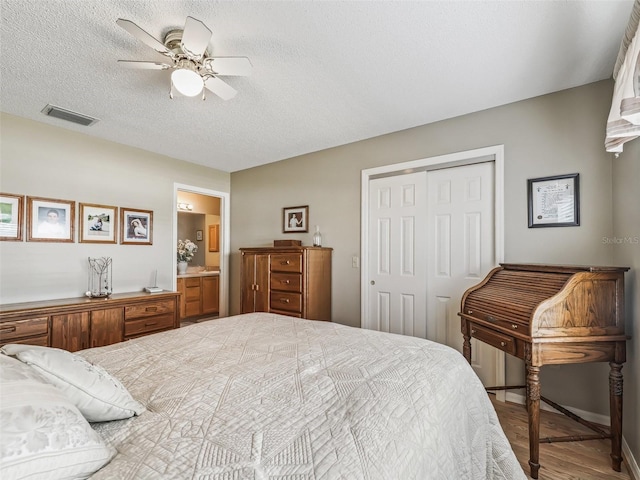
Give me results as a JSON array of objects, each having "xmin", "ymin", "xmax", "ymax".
[{"xmin": 459, "ymin": 263, "xmax": 629, "ymax": 479}]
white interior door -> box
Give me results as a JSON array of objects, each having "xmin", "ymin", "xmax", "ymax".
[
  {"xmin": 366, "ymin": 172, "xmax": 428, "ymax": 337},
  {"xmin": 426, "ymin": 162, "xmax": 497, "ymax": 386}
]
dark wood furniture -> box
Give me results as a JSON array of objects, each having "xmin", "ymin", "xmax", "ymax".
[
  {"xmin": 459, "ymin": 263, "xmax": 629, "ymax": 479},
  {"xmin": 177, "ymin": 274, "xmax": 219, "ymax": 320},
  {"xmin": 240, "ymin": 246, "xmax": 332, "ymax": 321},
  {"xmin": 0, "ymin": 291, "xmax": 180, "ymax": 352}
]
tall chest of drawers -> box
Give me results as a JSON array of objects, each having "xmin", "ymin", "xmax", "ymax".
[{"xmin": 240, "ymin": 246, "xmax": 332, "ymax": 321}]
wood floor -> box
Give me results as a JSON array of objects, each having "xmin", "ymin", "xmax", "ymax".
[{"xmin": 491, "ymin": 394, "xmax": 633, "ymax": 480}]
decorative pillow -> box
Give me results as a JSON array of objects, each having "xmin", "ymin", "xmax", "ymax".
[
  {"xmin": 0, "ymin": 354, "xmax": 115, "ymax": 479},
  {"xmin": 1, "ymin": 344, "xmax": 145, "ymax": 422}
]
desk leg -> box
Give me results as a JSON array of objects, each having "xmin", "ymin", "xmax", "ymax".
[
  {"xmin": 526, "ymin": 363, "xmax": 541, "ymax": 479},
  {"xmin": 609, "ymin": 362, "xmax": 624, "ymax": 472},
  {"xmin": 462, "ymin": 333, "xmax": 471, "ymax": 363}
]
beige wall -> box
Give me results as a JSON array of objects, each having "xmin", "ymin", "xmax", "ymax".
[
  {"xmin": 230, "ymin": 80, "xmax": 639, "ymax": 465},
  {"xmin": 612, "ymin": 139, "xmax": 640, "ymax": 464},
  {"xmin": 0, "ymin": 113, "xmax": 230, "ymax": 302}
]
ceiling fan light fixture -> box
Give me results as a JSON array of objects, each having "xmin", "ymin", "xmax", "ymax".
[{"xmin": 171, "ymin": 62, "xmax": 204, "ymax": 97}]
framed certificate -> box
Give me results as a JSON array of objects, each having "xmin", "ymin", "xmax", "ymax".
[{"xmin": 528, "ymin": 174, "xmax": 579, "ymax": 228}]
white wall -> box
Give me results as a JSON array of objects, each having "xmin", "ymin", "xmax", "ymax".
[{"xmin": 0, "ymin": 113, "xmax": 230, "ymax": 303}]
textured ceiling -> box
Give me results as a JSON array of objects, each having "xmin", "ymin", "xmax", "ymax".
[{"xmin": 0, "ymin": 1, "xmax": 634, "ymax": 173}]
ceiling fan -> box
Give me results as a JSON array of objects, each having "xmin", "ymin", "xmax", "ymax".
[{"xmin": 116, "ymin": 16, "xmax": 252, "ymax": 100}]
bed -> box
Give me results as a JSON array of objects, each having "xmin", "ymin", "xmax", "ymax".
[{"xmin": 1, "ymin": 313, "xmax": 526, "ymax": 479}]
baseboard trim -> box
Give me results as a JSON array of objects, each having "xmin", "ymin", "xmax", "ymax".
[
  {"xmin": 505, "ymin": 392, "xmax": 639, "ymax": 479},
  {"xmin": 624, "ymin": 437, "xmax": 640, "ymax": 480},
  {"xmin": 505, "ymin": 392, "xmax": 611, "ymax": 425}
]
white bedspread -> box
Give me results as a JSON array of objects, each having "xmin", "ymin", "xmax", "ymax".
[{"xmin": 79, "ymin": 313, "xmax": 525, "ymax": 479}]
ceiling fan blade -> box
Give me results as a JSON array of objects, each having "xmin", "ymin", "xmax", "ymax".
[
  {"xmin": 181, "ymin": 16, "xmax": 212, "ymax": 60},
  {"xmin": 118, "ymin": 60, "xmax": 172, "ymax": 70},
  {"xmin": 204, "ymin": 76, "xmax": 237, "ymax": 100},
  {"xmin": 117, "ymin": 19, "xmax": 172, "ymax": 57},
  {"xmin": 203, "ymin": 57, "xmax": 253, "ymax": 76}
]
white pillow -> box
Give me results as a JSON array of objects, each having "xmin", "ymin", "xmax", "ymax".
[
  {"xmin": 1, "ymin": 344, "xmax": 145, "ymax": 422},
  {"xmin": 0, "ymin": 354, "xmax": 115, "ymax": 480}
]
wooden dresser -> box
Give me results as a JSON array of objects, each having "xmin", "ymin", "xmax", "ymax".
[
  {"xmin": 458, "ymin": 263, "xmax": 629, "ymax": 479},
  {"xmin": 0, "ymin": 291, "xmax": 180, "ymax": 352},
  {"xmin": 240, "ymin": 246, "xmax": 332, "ymax": 321}
]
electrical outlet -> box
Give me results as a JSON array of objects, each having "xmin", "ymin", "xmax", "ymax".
[{"xmin": 352, "ymin": 256, "xmax": 359, "ymax": 268}]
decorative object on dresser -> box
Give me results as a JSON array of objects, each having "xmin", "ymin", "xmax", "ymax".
[
  {"xmin": 120, "ymin": 207, "xmax": 153, "ymax": 245},
  {"xmin": 0, "ymin": 291, "xmax": 180, "ymax": 352},
  {"xmin": 312, "ymin": 225, "xmax": 322, "ymax": 246},
  {"xmin": 79, "ymin": 203, "xmax": 118, "ymax": 243},
  {"xmin": 86, "ymin": 257, "xmax": 113, "ymax": 298},
  {"xmin": 282, "ymin": 205, "xmax": 308, "ymax": 233},
  {"xmin": 0, "ymin": 193, "xmax": 24, "ymax": 241},
  {"xmin": 240, "ymin": 246, "xmax": 332, "ymax": 321},
  {"xmin": 458, "ymin": 263, "xmax": 630, "ymax": 480},
  {"xmin": 26, "ymin": 196, "xmax": 75, "ymax": 242}
]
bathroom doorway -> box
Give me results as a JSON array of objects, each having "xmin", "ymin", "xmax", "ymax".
[{"xmin": 174, "ymin": 184, "xmax": 229, "ymax": 319}]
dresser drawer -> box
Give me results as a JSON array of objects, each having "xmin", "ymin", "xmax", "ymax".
[
  {"xmin": 184, "ymin": 277, "xmax": 201, "ymax": 288},
  {"xmin": 270, "ymin": 309, "xmax": 302, "ymax": 318},
  {"xmin": 270, "ymin": 254, "xmax": 303, "ymax": 273},
  {"xmin": 124, "ymin": 313, "xmax": 175, "ymax": 337},
  {"xmin": 0, "ymin": 317, "xmax": 49, "ymax": 343},
  {"xmin": 125, "ymin": 299, "xmax": 175, "ymax": 320},
  {"xmin": 270, "ymin": 292, "xmax": 302, "ymax": 313},
  {"xmin": 271, "ymin": 273, "xmax": 302, "ymax": 292},
  {"xmin": 470, "ymin": 323, "xmax": 516, "ymax": 356}
]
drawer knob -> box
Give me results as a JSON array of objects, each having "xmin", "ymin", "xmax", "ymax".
[
  {"xmin": 471, "ymin": 329, "xmax": 476, "ymax": 335},
  {"xmin": 0, "ymin": 326, "xmax": 17, "ymax": 334},
  {"xmin": 145, "ymin": 307, "xmax": 158, "ymax": 312},
  {"xmin": 467, "ymin": 310, "xmax": 473, "ymax": 315},
  {"xmin": 283, "ymin": 280, "xmax": 290, "ymax": 284},
  {"xmin": 500, "ymin": 341, "xmax": 506, "ymax": 347},
  {"xmin": 281, "ymin": 298, "xmax": 290, "ymax": 303},
  {"xmin": 511, "ymin": 324, "xmax": 518, "ymax": 330},
  {"xmin": 281, "ymin": 260, "xmax": 291, "ymax": 265}
]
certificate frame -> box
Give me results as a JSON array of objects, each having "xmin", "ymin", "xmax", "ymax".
[{"xmin": 528, "ymin": 173, "xmax": 579, "ymax": 228}]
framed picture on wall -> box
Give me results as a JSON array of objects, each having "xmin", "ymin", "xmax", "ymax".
[
  {"xmin": 528, "ymin": 173, "xmax": 580, "ymax": 228},
  {"xmin": 120, "ymin": 208, "xmax": 153, "ymax": 245},
  {"xmin": 79, "ymin": 203, "xmax": 118, "ymax": 243},
  {"xmin": 27, "ymin": 196, "xmax": 75, "ymax": 242},
  {"xmin": 283, "ymin": 205, "xmax": 308, "ymax": 233},
  {"xmin": 0, "ymin": 193, "xmax": 24, "ymax": 241}
]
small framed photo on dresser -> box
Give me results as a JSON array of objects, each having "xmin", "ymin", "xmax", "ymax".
[{"xmin": 0, "ymin": 193, "xmax": 24, "ymax": 241}]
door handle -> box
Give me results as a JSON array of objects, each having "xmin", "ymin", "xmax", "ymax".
[{"xmin": 370, "ymin": 280, "xmax": 375, "ymax": 285}]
